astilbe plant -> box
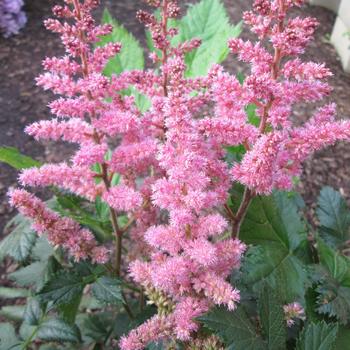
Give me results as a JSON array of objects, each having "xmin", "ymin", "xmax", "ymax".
[{"xmin": 3, "ymin": 0, "xmax": 350, "ymax": 349}]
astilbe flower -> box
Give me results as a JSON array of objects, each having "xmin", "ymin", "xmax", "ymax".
[
  {"xmin": 222, "ymin": 0, "xmax": 350, "ymax": 195},
  {"xmin": 10, "ymin": 0, "xmax": 159, "ymax": 264},
  {"xmin": 8, "ymin": 189, "xmax": 108, "ymax": 263},
  {"xmin": 284, "ymin": 302, "xmax": 305, "ymax": 327},
  {"xmin": 0, "ymin": 0, "xmax": 26, "ymax": 38}
]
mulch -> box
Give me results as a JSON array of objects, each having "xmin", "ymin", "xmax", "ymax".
[{"xmin": 0, "ymin": 0, "xmax": 350, "ymax": 236}]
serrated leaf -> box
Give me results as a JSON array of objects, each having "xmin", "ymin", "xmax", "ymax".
[
  {"xmin": 234, "ymin": 189, "xmax": 307, "ymax": 301},
  {"xmin": 198, "ymin": 306, "xmax": 266, "ymax": 349},
  {"xmin": 317, "ymin": 239, "xmax": 350, "ymax": 286},
  {"xmin": 38, "ymin": 272, "xmax": 85, "ymax": 307},
  {"xmin": 98, "ymin": 8, "xmax": 144, "ymax": 76},
  {"xmin": 296, "ymin": 322, "xmax": 338, "ymax": 350},
  {"xmin": 0, "ymin": 214, "xmax": 37, "ymax": 263},
  {"xmin": 317, "ymin": 187, "xmax": 350, "ymax": 248},
  {"xmin": 0, "ymin": 146, "xmax": 41, "ymax": 169},
  {"xmin": 177, "ymin": 0, "xmax": 241, "ymax": 77},
  {"xmin": 0, "ymin": 287, "xmax": 29, "ymax": 299},
  {"xmin": 37, "ymin": 318, "xmax": 81, "ymax": 343},
  {"xmin": 0, "ymin": 323, "xmax": 21, "ymax": 350},
  {"xmin": 59, "ymin": 293, "xmax": 82, "ymax": 325},
  {"xmin": 0, "ymin": 305, "xmax": 25, "ymax": 322},
  {"xmin": 91, "ymin": 276, "xmax": 124, "ymax": 305},
  {"xmin": 258, "ymin": 284, "xmax": 286, "ymax": 350},
  {"xmin": 32, "ymin": 236, "xmax": 54, "ymax": 262},
  {"xmin": 10, "ymin": 261, "xmax": 48, "ymax": 288}
]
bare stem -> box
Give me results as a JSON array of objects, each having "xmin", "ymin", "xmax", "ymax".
[{"xmin": 231, "ymin": 188, "xmax": 253, "ymax": 238}]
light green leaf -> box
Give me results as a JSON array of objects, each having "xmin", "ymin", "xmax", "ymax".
[
  {"xmin": 198, "ymin": 306, "xmax": 266, "ymax": 349},
  {"xmin": 91, "ymin": 276, "xmax": 124, "ymax": 305},
  {"xmin": 10, "ymin": 261, "xmax": 48, "ymax": 288},
  {"xmin": 98, "ymin": 8, "xmax": 144, "ymax": 76},
  {"xmin": 0, "ymin": 146, "xmax": 41, "ymax": 169},
  {"xmin": 0, "ymin": 305, "xmax": 26, "ymax": 322},
  {"xmin": 317, "ymin": 187, "xmax": 350, "ymax": 248},
  {"xmin": 296, "ymin": 322, "xmax": 338, "ymax": 350},
  {"xmin": 258, "ymin": 284, "xmax": 286, "ymax": 350},
  {"xmin": 177, "ymin": 0, "xmax": 241, "ymax": 77},
  {"xmin": 37, "ymin": 318, "xmax": 81, "ymax": 343},
  {"xmin": 0, "ymin": 287, "xmax": 29, "ymax": 299},
  {"xmin": 0, "ymin": 214, "xmax": 37, "ymax": 263},
  {"xmin": 0, "ymin": 323, "xmax": 21, "ymax": 350}
]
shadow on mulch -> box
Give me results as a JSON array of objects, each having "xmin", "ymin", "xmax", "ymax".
[{"xmin": 0, "ymin": 0, "xmax": 350, "ymax": 237}]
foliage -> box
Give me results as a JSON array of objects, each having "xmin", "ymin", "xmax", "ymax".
[{"xmin": 1, "ymin": 0, "xmax": 350, "ymax": 349}]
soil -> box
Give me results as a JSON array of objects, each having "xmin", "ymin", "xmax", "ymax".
[{"xmin": 0, "ymin": 0, "xmax": 350, "ymax": 238}]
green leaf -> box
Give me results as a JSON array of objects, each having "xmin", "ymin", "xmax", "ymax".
[
  {"xmin": 37, "ymin": 318, "xmax": 81, "ymax": 343},
  {"xmin": 58, "ymin": 293, "xmax": 82, "ymax": 325},
  {"xmin": 0, "ymin": 146, "xmax": 41, "ymax": 169},
  {"xmin": 317, "ymin": 187, "xmax": 350, "ymax": 248},
  {"xmin": 0, "ymin": 305, "xmax": 26, "ymax": 322},
  {"xmin": 258, "ymin": 284, "xmax": 286, "ymax": 350},
  {"xmin": 296, "ymin": 322, "xmax": 338, "ymax": 350},
  {"xmin": 0, "ymin": 287, "xmax": 29, "ymax": 299},
  {"xmin": 334, "ymin": 326, "xmax": 350, "ymax": 350},
  {"xmin": 91, "ymin": 276, "xmax": 124, "ymax": 305},
  {"xmin": 234, "ymin": 189, "xmax": 307, "ymax": 301},
  {"xmin": 10, "ymin": 261, "xmax": 49, "ymax": 288},
  {"xmin": 198, "ymin": 306, "xmax": 266, "ymax": 349},
  {"xmin": 177, "ymin": 0, "xmax": 241, "ymax": 77},
  {"xmin": 82, "ymin": 313, "xmax": 113, "ymax": 342},
  {"xmin": 0, "ymin": 214, "xmax": 37, "ymax": 263},
  {"xmin": 317, "ymin": 239, "xmax": 350, "ymax": 286},
  {"xmin": 24, "ymin": 298, "xmax": 43, "ymax": 326},
  {"xmin": 98, "ymin": 9, "xmax": 144, "ymax": 76},
  {"xmin": 0, "ymin": 323, "xmax": 21, "ymax": 350},
  {"xmin": 38, "ymin": 272, "xmax": 85, "ymax": 307}
]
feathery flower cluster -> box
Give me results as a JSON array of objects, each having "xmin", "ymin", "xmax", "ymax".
[
  {"xmin": 0, "ymin": 0, "xmax": 26, "ymax": 37},
  {"xmin": 8, "ymin": 189, "xmax": 108, "ymax": 262},
  {"xmin": 283, "ymin": 302, "xmax": 305, "ymax": 327},
  {"xmin": 8, "ymin": 0, "xmax": 350, "ymax": 348},
  {"xmin": 223, "ymin": 0, "xmax": 350, "ymax": 194}
]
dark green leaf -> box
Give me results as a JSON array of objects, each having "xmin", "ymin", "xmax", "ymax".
[
  {"xmin": 317, "ymin": 239, "xmax": 350, "ymax": 286},
  {"xmin": 91, "ymin": 276, "xmax": 124, "ymax": 305},
  {"xmin": 296, "ymin": 321, "xmax": 338, "ymax": 350},
  {"xmin": 317, "ymin": 187, "xmax": 350, "ymax": 248},
  {"xmin": 23, "ymin": 298, "xmax": 43, "ymax": 326},
  {"xmin": 258, "ymin": 284, "xmax": 286, "ymax": 350},
  {"xmin": 198, "ymin": 306, "xmax": 266, "ymax": 349},
  {"xmin": 0, "ymin": 146, "xmax": 40, "ymax": 169},
  {"xmin": 38, "ymin": 272, "xmax": 85, "ymax": 307},
  {"xmin": 82, "ymin": 313, "xmax": 113, "ymax": 342},
  {"xmin": 37, "ymin": 318, "xmax": 81, "ymax": 343},
  {"xmin": 59, "ymin": 293, "xmax": 82, "ymax": 325},
  {"xmin": 334, "ymin": 326, "xmax": 350, "ymax": 350},
  {"xmin": 234, "ymin": 190, "xmax": 307, "ymax": 301},
  {"xmin": 0, "ymin": 214, "xmax": 37, "ymax": 263}
]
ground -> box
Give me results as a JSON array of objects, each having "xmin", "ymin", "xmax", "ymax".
[{"xmin": 0, "ymin": 0, "xmax": 350, "ymax": 236}]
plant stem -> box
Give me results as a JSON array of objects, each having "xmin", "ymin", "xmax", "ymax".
[
  {"xmin": 231, "ymin": 188, "xmax": 253, "ymax": 238},
  {"xmin": 231, "ymin": 2, "xmax": 285, "ymax": 237}
]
